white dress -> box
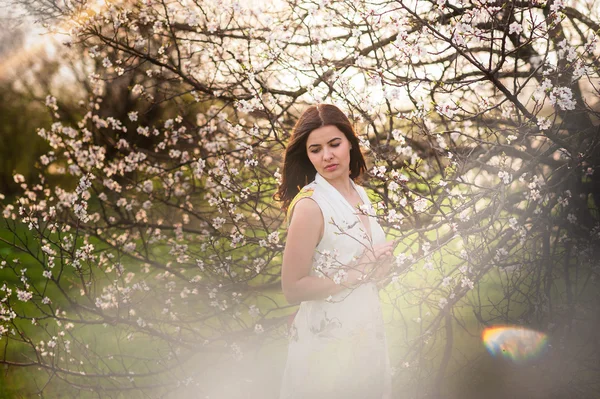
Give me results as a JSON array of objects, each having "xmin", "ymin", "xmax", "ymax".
[{"xmin": 280, "ymin": 172, "xmax": 392, "ymax": 399}]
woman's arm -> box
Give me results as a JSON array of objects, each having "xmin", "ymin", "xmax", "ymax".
[
  {"xmin": 281, "ymin": 198, "xmax": 396, "ymax": 304},
  {"xmin": 281, "ymin": 198, "xmax": 359, "ymax": 304}
]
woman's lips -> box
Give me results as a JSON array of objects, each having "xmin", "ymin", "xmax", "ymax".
[{"xmin": 324, "ymin": 164, "xmax": 338, "ymax": 171}]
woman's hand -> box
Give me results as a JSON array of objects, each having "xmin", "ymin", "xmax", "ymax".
[
  {"xmin": 346, "ymin": 240, "xmax": 397, "ymax": 285},
  {"xmin": 370, "ymin": 241, "xmax": 397, "ymax": 282}
]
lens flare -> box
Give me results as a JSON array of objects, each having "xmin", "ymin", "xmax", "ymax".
[{"xmin": 482, "ymin": 325, "xmax": 549, "ymax": 363}]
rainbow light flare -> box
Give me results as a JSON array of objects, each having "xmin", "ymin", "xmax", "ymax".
[{"xmin": 482, "ymin": 325, "xmax": 549, "ymax": 363}]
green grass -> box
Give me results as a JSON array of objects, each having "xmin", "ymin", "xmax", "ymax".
[{"xmin": 0, "ymin": 215, "xmax": 595, "ymax": 398}]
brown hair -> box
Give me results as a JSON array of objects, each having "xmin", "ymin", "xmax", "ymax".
[{"xmin": 274, "ymin": 104, "xmax": 367, "ymax": 211}]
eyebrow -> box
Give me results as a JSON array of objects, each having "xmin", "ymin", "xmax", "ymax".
[{"xmin": 308, "ymin": 137, "xmax": 342, "ymax": 149}]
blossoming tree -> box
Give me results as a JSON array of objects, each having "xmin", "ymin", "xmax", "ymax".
[{"xmin": 1, "ymin": 0, "xmax": 599, "ymax": 397}]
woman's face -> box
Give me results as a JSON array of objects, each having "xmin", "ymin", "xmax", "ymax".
[{"xmin": 305, "ymin": 125, "xmax": 352, "ymax": 179}]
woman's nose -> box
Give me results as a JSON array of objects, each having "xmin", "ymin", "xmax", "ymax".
[{"xmin": 323, "ymin": 147, "xmax": 333, "ymax": 160}]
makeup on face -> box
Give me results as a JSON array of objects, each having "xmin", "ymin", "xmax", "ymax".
[{"xmin": 305, "ymin": 126, "xmax": 351, "ymax": 178}]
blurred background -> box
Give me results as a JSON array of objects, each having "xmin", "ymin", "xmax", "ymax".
[{"xmin": 0, "ymin": 1, "xmax": 599, "ymax": 398}]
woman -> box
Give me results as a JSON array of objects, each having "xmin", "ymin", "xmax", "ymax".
[{"xmin": 276, "ymin": 104, "xmax": 395, "ymax": 399}]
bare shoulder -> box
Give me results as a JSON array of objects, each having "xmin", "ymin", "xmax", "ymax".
[
  {"xmin": 288, "ymin": 197, "xmax": 324, "ymax": 243},
  {"xmin": 286, "ymin": 184, "xmax": 317, "ymax": 222},
  {"xmin": 289, "ymin": 197, "xmax": 323, "ymax": 226}
]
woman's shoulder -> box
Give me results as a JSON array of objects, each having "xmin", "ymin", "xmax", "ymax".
[{"xmin": 286, "ymin": 181, "xmax": 321, "ymax": 222}]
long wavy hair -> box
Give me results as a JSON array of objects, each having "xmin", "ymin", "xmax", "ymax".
[{"xmin": 275, "ymin": 104, "xmax": 367, "ymax": 212}]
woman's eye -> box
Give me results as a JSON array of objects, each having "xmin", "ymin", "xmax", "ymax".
[
  {"xmin": 310, "ymin": 149, "xmax": 320, "ymax": 154},
  {"xmin": 331, "ymin": 143, "xmax": 340, "ymax": 147}
]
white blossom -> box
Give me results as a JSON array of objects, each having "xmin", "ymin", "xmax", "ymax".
[
  {"xmin": 17, "ymin": 289, "xmax": 33, "ymax": 302},
  {"xmin": 498, "ymin": 170, "xmax": 512, "ymax": 185},
  {"xmin": 537, "ymin": 116, "xmax": 552, "ymax": 130},
  {"xmin": 413, "ymin": 198, "xmax": 428, "ymax": 212},
  {"xmin": 508, "ymin": 21, "xmax": 523, "ymax": 35},
  {"xmin": 438, "ymin": 297, "xmax": 448, "ymax": 308},
  {"xmin": 142, "ymin": 180, "xmax": 153, "ymax": 193},
  {"xmin": 549, "ymin": 87, "xmax": 576, "ymax": 111}
]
